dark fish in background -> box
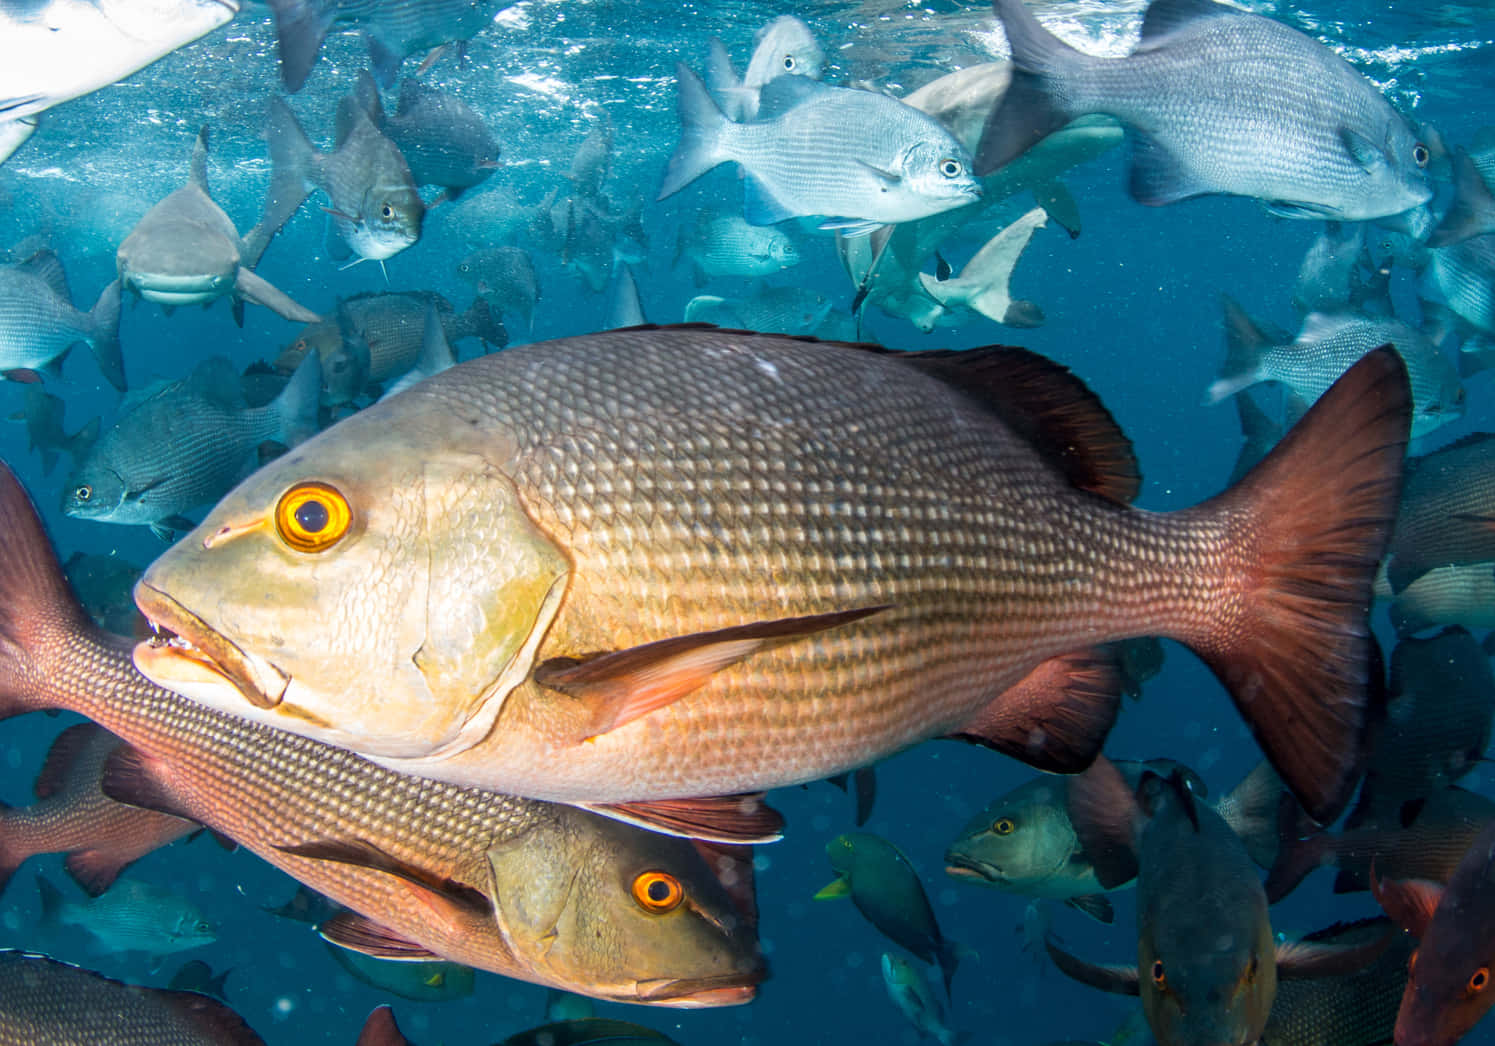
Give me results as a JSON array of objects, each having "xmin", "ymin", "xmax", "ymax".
[
  {"xmin": 978, "ymin": 0, "xmax": 1432, "ymax": 221},
  {"xmin": 61, "ymin": 353, "xmax": 321, "ymax": 539},
  {"xmin": 1379, "ymin": 563, "xmax": 1495, "ymax": 637},
  {"xmin": 0, "ymin": 465, "xmax": 767, "ymax": 1007},
  {"xmin": 816, "ymin": 831, "xmax": 965, "ymax": 998},
  {"xmin": 1115, "ymin": 638, "xmax": 1165, "ymax": 700},
  {"xmin": 1225, "ymin": 386, "xmax": 1286, "ymax": 485},
  {"xmin": 1375, "ymin": 819, "xmax": 1495, "ymax": 1046},
  {"xmin": 0, "ymin": 249, "xmax": 122, "ymax": 390},
  {"xmin": 706, "ymin": 16, "xmax": 826, "ymax": 122},
  {"xmin": 36, "ymin": 874, "xmax": 217, "ymax": 958},
  {"xmin": 116, "ymin": 127, "xmax": 321, "ymax": 327},
  {"xmin": 377, "ymin": 302, "xmax": 458, "ymax": 399},
  {"xmin": 264, "ymin": 883, "xmax": 341, "ymax": 925},
  {"xmin": 131, "ymin": 333, "xmax": 1409, "ymax": 827},
  {"xmin": 357, "ymin": 73, "xmax": 500, "ymax": 201},
  {"xmin": 456, "ymin": 247, "xmax": 540, "ymax": 331},
  {"xmin": 827, "ymin": 767, "xmax": 877, "ymax": 828},
  {"xmin": 64, "ymin": 552, "xmax": 145, "ymax": 636},
  {"xmin": 265, "ymin": 0, "xmax": 501, "ymax": 92},
  {"xmin": 1050, "ymin": 761, "xmax": 1386, "ymax": 1046},
  {"xmin": 1382, "ymin": 434, "xmax": 1495, "ymax": 592},
  {"xmin": 882, "ymin": 952, "xmax": 957, "ymax": 1046},
  {"xmin": 255, "ymin": 94, "xmax": 425, "ymax": 267},
  {"xmin": 167, "ymin": 959, "xmax": 232, "ymax": 1002},
  {"xmin": 1292, "ymin": 222, "xmax": 1376, "ymax": 318},
  {"xmin": 561, "ymin": 197, "xmax": 642, "ymax": 294},
  {"xmin": 565, "ymin": 115, "xmax": 614, "ymax": 200},
  {"xmin": 325, "ymin": 940, "xmax": 476, "ymax": 1001},
  {"xmin": 1421, "ymin": 233, "xmax": 1495, "ymax": 342},
  {"xmin": 13, "ymin": 385, "xmax": 97, "ymax": 475},
  {"xmin": 0, "ymin": 722, "xmax": 194, "ymax": 896},
  {"xmin": 1259, "ymin": 918, "xmax": 1412, "ymax": 1046},
  {"xmin": 0, "ymin": 950, "xmax": 264, "ymax": 1044},
  {"xmin": 1429, "ymin": 148, "xmax": 1495, "ymax": 249},
  {"xmin": 496, "ymin": 1018, "xmax": 684, "ymax": 1046}
]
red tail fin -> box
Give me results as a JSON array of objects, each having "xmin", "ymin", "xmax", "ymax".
[
  {"xmin": 0, "ymin": 460, "xmax": 94, "ymax": 720},
  {"xmin": 1188, "ymin": 347, "xmax": 1410, "ymax": 825}
]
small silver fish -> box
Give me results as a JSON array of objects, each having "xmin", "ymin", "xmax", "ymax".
[
  {"xmin": 36, "ymin": 875, "xmax": 216, "ymax": 958},
  {"xmin": 674, "ymin": 210, "xmax": 800, "ymax": 285},
  {"xmin": 360, "ymin": 74, "xmax": 500, "ymax": 200},
  {"xmin": 0, "ymin": 250, "xmax": 122, "ymax": 390},
  {"xmin": 456, "ymin": 247, "xmax": 540, "ymax": 330},
  {"xmin": 683, "ymin": 286, "xmax": 832, "ymax": 335},
  {"xmin": 706, "ymin": 16, "xmax": 825, "ymax": 122},
  {"xmin": 882, "ymin": 953, "xmax": 956, "ymax": 1046}
]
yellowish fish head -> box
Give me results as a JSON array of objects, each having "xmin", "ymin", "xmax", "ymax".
[
  {"xmin": 944, "ymin": 779, "xmax": 1078, "ymax": 890},
  {"xmin": 487, "ymin": 807, "xmax": 765, "ymax": 1008},
  {"xmin": 133, "ymin": 395, "xmax": 570, "ymax": 761},
  {"xmin": 1139, "ymin": 916, "xmax": 1276, "ymax": 1046}
]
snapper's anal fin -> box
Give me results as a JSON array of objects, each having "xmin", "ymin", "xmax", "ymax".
[
  {"xmin": 584, "ymin": 793, "xmax": 785, "ymax": 845},
  {"xmin": 319, "ymin": 911, "xmax": 440, "ymax": 961}
]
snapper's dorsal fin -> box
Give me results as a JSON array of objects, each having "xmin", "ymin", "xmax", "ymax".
[
  {"xmin": 34, "ymin": 722, "xmax": 106, "ymax": 800},
  {"xmin": 1139, "ymin": 0, "xmax": 1234, "ymax": 41},
  {"xmin": 878, "ymin": 345, "xmax": 1141, "ymax": 504}
]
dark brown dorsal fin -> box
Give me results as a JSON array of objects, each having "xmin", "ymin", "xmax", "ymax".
[
  {"xmin": 35, "ymin": 722, "xmax": 107, "ymax": 799},
  {"xmin": 99, "ymin": 745, "xmax": 197, "ymax": 823},
  {"xmin": 161, "ymin": 990, "xmax": 268, "ymax": 1046},
  {"xmin": 355, "ymin": 1005, "xmax": 410, "ymax": 1046},
  {"xmin": 885, "ymin": 346, "xmax": 1141, "ymax": 504},
  {"xmin": 274, "ymin": 838, "xmax": 491, "ymax": 918}
]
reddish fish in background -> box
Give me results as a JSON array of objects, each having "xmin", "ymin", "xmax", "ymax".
[
  {"xmin": 0, "ymin": 721, "xmax": 195, "ymax": 896},
  {"xmin": 132, "ymin": 330, "xmax": 1409, "ymax": 830},
  {"xmin": 1374, "ymin": 819, "xmax": 1495, "ymax": 1046}
]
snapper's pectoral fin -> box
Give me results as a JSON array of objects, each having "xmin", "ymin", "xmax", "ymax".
[
  {"xmin": 1275, "ymin": 920, "xmax": 1394, "ymax": 979},
  {"xmin": 100, "ymin": 745, "xmax": 198, "ymax": 823},
  {"xmin": 583, "ymin": 793, "xmax": 785, "ymax": 845},
  {"xmin": 318, "ymin": 911, "xmax": 440, "ymax": 961},
  {"xmin": 1044, "ymin": 935, "xmax": 1140, "ymax": 996},
  {"xmin": 944, "ymin": 647, "xmax": 1122, "ymax": 774},
  {"xmin": 274, "ymin": 838, "xmax": 492, "ymax": 918},
  {"xmin": 536, "ymin": 605, "xmax": 890, "ymax": 740},
  {"xmin": 1370, "ymin": 869, "xmax": 1443, "ymax": 938}
]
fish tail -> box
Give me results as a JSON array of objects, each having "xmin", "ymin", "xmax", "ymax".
[
  {"xmin": 975, "ymin": 0, "xmax": 1091, "ymax": 175},
  {"xmin": 919, "ymin": 207, "xmax": 1047, "ymax": 327},
  {"xmin": 243, "ymin": 97, "xmax": 318, "ymax": 269},
  {"xmin": 1263, "ymin": 819, "xmax": 1336, "ymax": 902},
  {"xmin": 1204, "ymin": 296, "xmax": 1272, "ymax": 405},
  {"xmin": 0, "ymin": 460, "xmax": 94, "ymax": 722},
  {"xmin": 1215, "ymin": 760, "xmax": 1293, "ymax": 870},
  {"xmin": 658, "ymin": 63, "xmax": 730, "ymax": 201},
  {"xmin": 1181, "ymin": 347, "xmax": 1410, "ymax": 825},
  {"xmin": 265, "ymin": 0, "xmax": 335, "ymax": 92},
  {"xmin": 1427, "ymin": 148, "xmax": 1495, "ymax": 249},
  {"xmin": 86, "ymin": 278, "xmax": 125, "ymax": 393},
  {"xmin": 272, "ymin": 351, "xmax": 322, "ymax": 449}
]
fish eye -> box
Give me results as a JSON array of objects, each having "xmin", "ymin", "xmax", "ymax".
[
  {"xmin": 459, "ymin": 262, "xmax": 470, "ymax": 272},
  {"xmin": 1151, "ymin": 959, "xmax": 1167, "ymax": 989},
  {"xmin": 992, "ymin": 817, "xmax": 1016, "ymax": 836},
  {"xmin": 631, "ymin": 870, "xmax": 684, "ymax": 913},
  {"xmin": 381, "ymin": 204, "xmax": 395, "ymax": 219},
  {"xmin": 783, "ymin": 55, "xmax": 796, "ymax": 70},
  {"xmin": 1470, "ymin": 968, "xmax": 1490, "ymax": 994},
  {"xmin": 1413, "ymin": 143, "xmax": 1430, "ymax": 168},
  {"xmin": 939, "ymin": 158, "xmax": 964, "ymax": 178},
  {"xmin": 74, "ymin": 485, "xmax": 92, "ymax": 502},
  {"xmin": 274, "ymin": 482, "xmax": 352, "ymax": 553}
]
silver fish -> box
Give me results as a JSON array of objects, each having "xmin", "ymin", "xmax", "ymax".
[
  {"xmin": 706, "ymin": 16, "xmax": 825, "ymax": 122},
  {"xmin": 661, "ymin": 65, "xmax": 981, "ymax": 233},
  {"xmin": 456, "ymin": 247, "xmax": 540, "ymax": 330},
  {"xmin": 62, "ymin": 354, "xmax": 320, "ymax": 537},
  {"xmin": 36, "ymin": 875, "xmax": 215, "ymax": 958},
  {"xmin": 882, "ymin": 953, "xmax": 955, "ymax": 1046},
  {"xmin": 378, "ymin": 304, "xmax": 455, "ymax": 400},
  {"xmin": 978, "ymin": 0, "xmax": 1433, "ymax": 221},
  {"xmin": 1423, "ymin": 233, "xmax": 1495, "ymax": 338},
  {"xmin": 674, "ymin": 210, "xmax": 800, "ymax": 286},
  {"xmin": 360, "ymin": 74, "xmax": 500, "ymax": 200},
  {"xmin": 0, "ymin": 0, "xmax": 237, "ymax": 122},
  {"xmin": 683, "ymin": 286, "xmax": 832, "ymax": 335},
  {"xmin": 0, "ymin": 250, "xmax": 123, "ymax": 391}
]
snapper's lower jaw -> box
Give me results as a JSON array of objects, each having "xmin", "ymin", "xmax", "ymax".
[{"xmin": 132, "ymin": 581, "xmax": 289, "ymax": 710}]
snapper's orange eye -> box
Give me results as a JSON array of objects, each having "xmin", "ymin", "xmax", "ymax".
[
  {"xmin": 992, "ymin": 818, "xmax": 1016, "ymax": 836},
  {"xmin": 632, "ymin": 871, "xmax": 684, "ymax": 913},
  {"xmin": 1470, "ymin": 968, "xmax": 1490, "ymax": 995},
  {"xmin": 1151, "ymin": 959, "xmax": 1167, "ymax": 989},
  {"xmin": 275, "ymin": 482, "xmax": 351, "ymax": 553}
]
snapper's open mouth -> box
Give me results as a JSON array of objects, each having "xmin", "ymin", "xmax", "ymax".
[
  {"xmin": 943, "ymin": 852, "xmax": 1001, "ymax": 883},
  {"xmin": 132, "ymin": 581, "xmax": 289, "ymax": 710}
]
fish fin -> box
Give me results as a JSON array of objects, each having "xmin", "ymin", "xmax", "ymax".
[
  {"xmin": 1389, "ymin": 514, "xmax": 1495, "ymax": 593},
  {"xmin": 946, "ymin": 646, "xmax": 1121, "ymax": 773},
  {"xmin": 1341, "ymin": 127, "xmax": 1389, "ymax": 174},
  {"xmin": 189, "ymin": 125, "xmax": 210, "ymax": 191},
  {"xmin": 15, "ymin": 248, "xmax": 70, "ymax": 302},
  {"xmin": 157, "ymin": 992, "xmax": 265, "ymax": 1046},
  {"xmin": 320, "ymin": 911, "xmax": 440, "ymax": 961},
  {"xmin": 877, "ymin": 345, "xmax": 1140, "ymax": 503},
  {"xmin": 534, "ymin": 606, "xmax": 889, "ymax": 740},
  {"xmin": 274, "ymin": 838, "xmax": 491, "ymax": 917},
  {"xmin": 356, "ymin": 71, "xmax": 385, "ymax": 126},
  {"xmin": 244, "ymin": 97, "xmax": 318, "ymax": 268},
  {"xmin": 1065, "ymin": 755, "xmax": 1141, "ymax": 889},
  {"xmin": 1127, "ymin": 130, "xmax": 1214, "ymax": 206},
  {"xmin": 937, "ymin": 937, "xmax": 962, "ymax": 1000},
  {"xmin": 265, "ymin": 0, "xmax": 335, "ymax": 92},
  {"xmin": 1063, "ymin": 894, "xmax": 1115, "ymax": 924},
  {"xmin": 852, "ymin": 158, "xmax": 902, "ymax": 186},
  {"xmin": 1138, "ymin": 0, "xmax": 1234, "ymax": 40},
  {"xmin": 1205, "ymin": 295, "xmax": 1272, "ymax": 405},
  {"xmin": 920, "ymin": 207, "xmax": 1047, "ymax": 325},
  {"xmin": 1370, "ymin": 870, "xmax": 1443, "ymax": 938},
  {"xmin": 1429, "ymin": 148, "xmax": 1495, "ymax": 248},
  {"xmin": 2, "ymin": 369, "xmax": 42, "ymax": 385},
  {"xmin": 1215, "ymin": 760, "xmax": 1290, "ymax": 869},
  {"xmin": 86, "ymin": 279, "xmax": 125, "ymax": 393},
  {"xmin": 1044, "ymin": 935, "xmax": 1140, "ymax": 996},
  {"xmin": 0, "ymin": 462, "xmax": 95, "ymax": 721},
  {"xmin": 1262, "ymin": 821, "xmax": 1333, "ymax": 903},
  {"xmin": 230, "ymin": 296, "xmax": 245, "ymax": 329},
  {"xmin": 851, "ymin": 766, "xmax": 876, "ymax": 826},
  {"xmin": 1183, "ymin": 347, "xmax": 1409, "ymax": 824},
  {"xmin": 659, "ymin": 63, "xmax": 729, "ymax": 201},
  {"xmin": 704, "ymin": 37, "xmax": 742, "ymax": 116},
  {"xmin": 975, "ymin": 0, "xmax": 1086, "ymax": 175},
  {"xmin": 233, "ymin": 268, "xmax": 321, "ymax": 325},
  {"xmin": 754, "ymin": 74, "xmax": 828, "ymax": 118},
  {"xmin": 355, "ymin": 1005, "xmax": 409, "ymax": 1046},
  {"xmin": 584, "ymin": 794, "xmax": 785, "ymax": 845},
  {"xmin": 742, "ymin": 175, "xmax": 799, "ymax": 227},
  {"xmin": 1228, "ymin": 387, "xmax": 1283, "ymax": 484},
  {"xmin": 1275, "ymin": 920, "xmax": 1394, "ymax": 979},
  {"xmin": 934, "ymin": 251, "xmax": 952, "ymax": 281},
  {"xmin": 100, "ymin": 745, "xmax": 197, "ymax": 822},
  {"xmin": 34, "ymin": 872, "xmax": 63, "ymax": 926},
  {"xmin": 817, "ymin": 218, "xmax": 885, "ymax": 238},
  {"xmin": 65, "ymin": 847, "xmax": 135, "ymax": 897},
  {"xmin": 34, "ymin": 721, "xmax": 106, "ymax": 799},
  {"xmin": 366, "ymin": 36, "xmax": 403, "ymax": 90},
  {"xmin": 1264, "ymin": 200, "xmax": 1339, "ymax": 220},
  {"xmin": 1032, "ymin": 180, "xmax": 1081, "ymax": 238},
  {"xmin": 270, "ymin": 350, "xmax": 322, "ymax": 448},
  {"xmin": 812, "ymin": 875, "xmax": 852, "ymax": 901}
]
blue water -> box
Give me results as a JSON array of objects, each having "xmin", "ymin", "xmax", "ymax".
[{"xmin": 1, "ymin": 0, "xmax": 1493, "ymax": 1042}]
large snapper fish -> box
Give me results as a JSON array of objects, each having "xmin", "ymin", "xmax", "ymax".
[{"xmin": 133, "ymin": 327, "xmax": 1408, "ymax": 831}]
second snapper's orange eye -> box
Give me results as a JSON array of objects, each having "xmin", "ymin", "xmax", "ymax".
[
  {"xmin": 275, "ymin": 482, "xmax": 351, "ymax": 553},
  {"xmin": 1470, "ymin": 968, "xmax": 1490, "ymax": 995},
  {"xmin": 632, "ymin": 871, "xmax": 684, "ymax": 913},
  {"xmin": 1151, "ymin": 960, "xmax": 1167, "ymax": 990}
]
